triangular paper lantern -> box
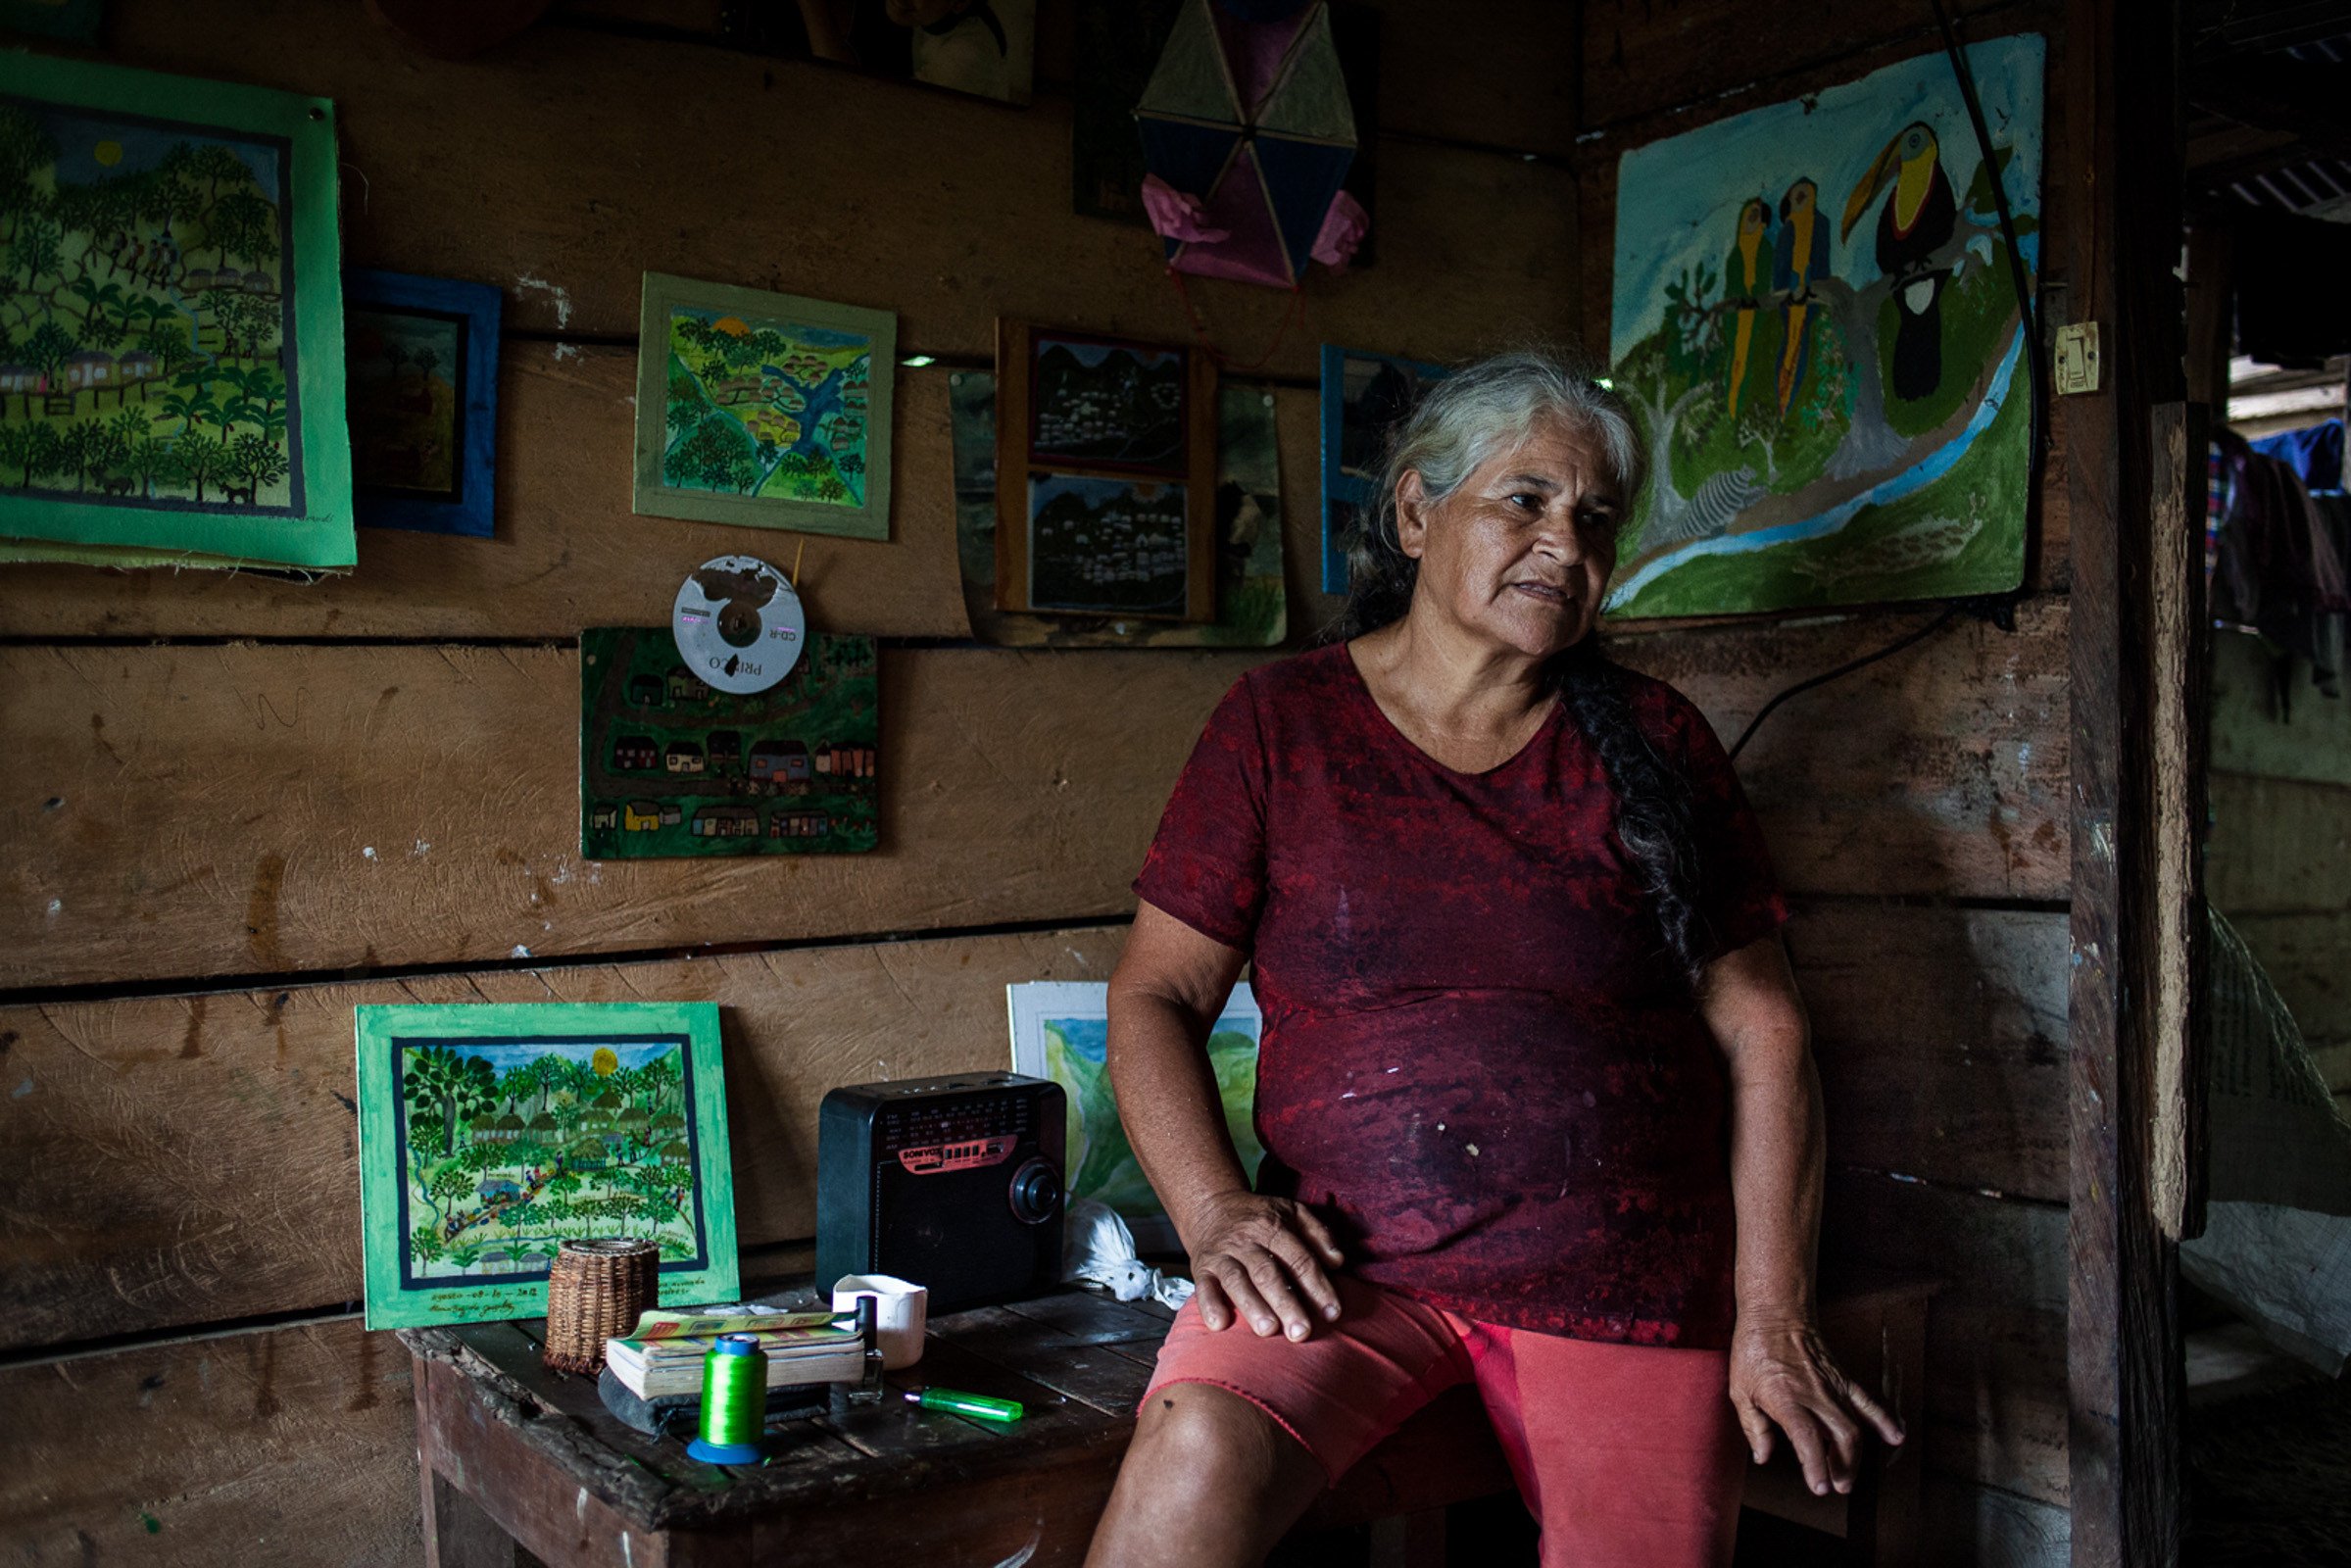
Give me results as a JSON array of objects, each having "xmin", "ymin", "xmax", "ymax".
[{"xmin": 1135, "ymin": 0, "xmax": 1359, "ymax": 288}]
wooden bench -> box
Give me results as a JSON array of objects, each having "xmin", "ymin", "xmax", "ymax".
[{"xmin": 404, "ymin": 1276, "xmax": 1934, "ymax": 1568}]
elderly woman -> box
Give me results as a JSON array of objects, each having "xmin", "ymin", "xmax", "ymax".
[{"xmin": 1082, "ymin": 352, "xmax": 1901, "ymax": 1568}]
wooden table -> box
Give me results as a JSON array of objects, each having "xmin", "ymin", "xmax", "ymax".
[{"xmin": 404, "ymin": 1277, "xmax": 1934, "ymax": 1568}]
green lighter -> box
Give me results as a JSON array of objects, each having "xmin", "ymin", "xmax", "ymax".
[{"xmin": 905, "ymin": 1386, "xmax": 1025, "ymax": 1422}]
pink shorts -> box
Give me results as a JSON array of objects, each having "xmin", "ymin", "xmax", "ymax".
[{"xmin": 1143, "ymin": 1276, "xmax": 1744, "ymax": 1568}]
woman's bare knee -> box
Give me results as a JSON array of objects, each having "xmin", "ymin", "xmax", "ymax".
[{"xmin": 1087, "ymin": 1384, "xmax": 1325, "ymax": 1567}]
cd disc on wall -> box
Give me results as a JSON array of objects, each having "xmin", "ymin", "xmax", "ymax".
[{"xmin": 672, "ymin": 555, "xmax": 806, "ymax": 695}]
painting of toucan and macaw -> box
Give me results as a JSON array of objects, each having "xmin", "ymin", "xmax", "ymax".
[{"xmin": 1606, "ymin": 36, "xmax": 2043, "ymax": 617}]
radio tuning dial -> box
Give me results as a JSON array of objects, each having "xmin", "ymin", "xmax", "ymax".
[{"xmin": 1007, "ymin": 1156, "xmax": 1062, "ymax": 1226}]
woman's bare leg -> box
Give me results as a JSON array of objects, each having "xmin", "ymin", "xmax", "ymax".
[{"xmin": 1086, "ymin": 1382, "xmax": 1328, "ymax": 1568}]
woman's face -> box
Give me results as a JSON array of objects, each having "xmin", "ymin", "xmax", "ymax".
[{"xmin": 1396, "ymin": 416, "xmax": 1623, "ymax": 662}]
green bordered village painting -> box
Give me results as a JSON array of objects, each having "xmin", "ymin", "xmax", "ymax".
[
  {"xmin": 0, "ymin": 57, "xmax": 354, "ymax": 568},
  {"xmin": 1008, "ymin": 982, "xmax": 1262, "ymax": 1246},
  {"xmin": 632, "ymin": 271, "xmax": 894, "ymax": 541},
  {"xmin": 579, "ymin": 625, "xmax": 880, "ymax": 858},
  {"xmin": 356, "ymin": 1003, "xmax": 739, "ymax": 1330},
  {"xmin": 1604, "ymin": 36, "xmax": 2042, "ymax": 618}
]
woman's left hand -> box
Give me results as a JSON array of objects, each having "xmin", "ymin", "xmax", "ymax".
[{"xmin": 1728, "ymin": 1312, "xmax": 1904, "ymax": 1497}]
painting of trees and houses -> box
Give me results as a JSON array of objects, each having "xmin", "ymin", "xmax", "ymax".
[
  {"xmin": 663, "ymin": 308, "xmax": 870, "ymax": 506},
  {"xmin": 395, "ymin": 1036, "xmax": 709, "ymax": 1285},
  {"xmin": 580, "ymin": 625, "xmax": 881, "ymax": 859},
  {"xmin": 0, "ymin": 98, "xmax": 301, "ymax": 513},
  {"xmin": 1603, "ymin": 37, "xmax": 2041, "ymax": 617}
]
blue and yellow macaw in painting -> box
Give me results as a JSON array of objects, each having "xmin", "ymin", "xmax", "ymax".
[
  {"xmin": 1724, "ymin": 197, "xmax": 1773, "ymax": 418},
  {"xmin": 1843, "ymin": 121, "xmax": 1957, "ymax": 402},
  {"xmin": 1772, "ymin": 177, "xmax": 1831, "ymax": 420}
]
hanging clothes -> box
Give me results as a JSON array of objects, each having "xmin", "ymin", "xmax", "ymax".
[
  {"xmin": 2251, "ymin": 418, "xmax": 2345, "ymax": 496},
  {"xmin": 2212, "ymin": 428, "xmax": 2351, "ymax": 713}
]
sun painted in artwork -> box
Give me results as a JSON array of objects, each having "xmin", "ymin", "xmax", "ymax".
[
  {"xmin": 661, "ymin": 308, "xmax": 871, "ymax": 507},
  {"xmin": 394, "ymin": 1035, "xmax": 710, "ymax": 1285},
  {"xmin": 0, "ymin": 101, "xmax": 302, "ymax": 512}
]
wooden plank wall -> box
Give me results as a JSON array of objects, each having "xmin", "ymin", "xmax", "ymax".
[
  {"xmin": 2206, "ymin": 631, "xmax": 2351, "ymax": 1114},
  {"xmin": 1582, "ymin": 2, "xmax": 2076, "ymax": 1561},
  {"xmin": 1, "ymin": 2, "xmax": 2071, "ymax": 1563}
]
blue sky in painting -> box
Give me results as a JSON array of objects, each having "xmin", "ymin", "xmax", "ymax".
[
  {"xmin": 1047, "ymin": 1011, "xmax": 1255, "ymax": 1064},
  {"xmin": 1609, "ymin": 35, "xmax": 2042, "ymax": 362},
  {"xmin": 414, "ymin": 1039, "xmax": 684, "ymax": 1072},
  {"xmin": 24, "ymin": 102, "xmax": 282, "ymax": 203}
]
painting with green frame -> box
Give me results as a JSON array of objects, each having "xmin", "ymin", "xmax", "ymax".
[
  {"xmin": 0, "ymin": 54, "xmax": 356, "ymax": 569},
  {"xmin": 355, "ymin": 1002, "xmax": 740, "ymax": 1331}
]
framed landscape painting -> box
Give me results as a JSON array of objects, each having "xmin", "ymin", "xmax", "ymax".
[
  {"xmin": 992, "ymin": 318, "xmax": 1216, "ymax": 621},
  {"xmin": 344, "ymin": 268, "xmax": 500, "ymax": 537},
  {"xmin": 632, "ymin": 272, "xmax": 893, "ymax": 541},
  {"xmin": 1318, "ymin": 344, "xmax": 1445, "ymax": 593},
  {"xmin": 355, "ymin": 1002, "xmax": 741, "ymax": 1330},
  {"xmin": 0, "ymin": 55, "xmax": 356, "ymax": 570},
  {"xmin": 1008, "ymin": 980, "xmax": 1262, "ymax": 1253}
]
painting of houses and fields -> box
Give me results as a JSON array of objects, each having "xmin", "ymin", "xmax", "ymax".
[
  {"xmin": 579, "ymin": 625, "xmax": 880, "ymax": 859},
  {"xmin": 633, "ymin": 272, "xmax": 895, "ymax": 541},
  {"xmin": 356, "ymin": 1002, "xmax": 738, "ymax": 1330},
  {"xmin": 0, "ymin": 58, "xmax": 353, "ymax": 569}
]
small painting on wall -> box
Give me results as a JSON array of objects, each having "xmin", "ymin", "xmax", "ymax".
[
  {"xmin": 355, "ymin": 1002, "xmax": 740, "ymax": 1331},
  {"xmin": 580, "ymin": 625, "xmax": 880, "ymax": 859},
  {"xmin": 994, "ymin": 318, "xmax": 1214, "ymax": 620},
  {"xmin": 1008, "ymin": 980, "xmax": 1261, "ymax": 1254},
  {"xmin": 344, "ymin": 269, "xmax": 500, "ymax": 537},
  {"xmin": 632, "ymin": 272, "xmax": 894, "ymax": 542},
  {"xmin": 0, "ymin": 56, "xmax": 355, "ymax": 570},
  {"xmin": 1319, "ymin": 344, "xmax": 1445, "ymax": 593}
]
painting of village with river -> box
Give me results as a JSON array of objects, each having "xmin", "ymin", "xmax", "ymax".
[
  {"xmin": 358, "ymin": 1002, "xmax": 739, "ymax": 1329},
  {"xmin": 0, "ymin": 97, "xmax": 302, "ymax": 514},
  {"xmin": 1604, "ymin": 37, "xmax": 2042, "ymax": 617},
  {"xmin": 579, "ymin": 624, "xmax": 880, "ymax": 859}
]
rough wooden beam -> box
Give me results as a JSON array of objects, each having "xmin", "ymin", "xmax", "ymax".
[{"xmin": 2062, "ymin": 0, "xmax": 2190, "ymax": 1558}]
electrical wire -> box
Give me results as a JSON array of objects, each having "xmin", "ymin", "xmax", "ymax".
[{"xmin": 1727, "ymin": 604, "xmax": 1964, "ymax": 761}]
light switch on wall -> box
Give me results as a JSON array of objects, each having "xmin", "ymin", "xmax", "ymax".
[{"xmin": 2054, "ymin": 322, "xmax": 2102, "ymax": 395}]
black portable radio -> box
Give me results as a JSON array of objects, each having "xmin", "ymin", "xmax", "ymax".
[{"xmin": 815, "ymin": 1072, "xmax": 1066, "ymax": 1314}]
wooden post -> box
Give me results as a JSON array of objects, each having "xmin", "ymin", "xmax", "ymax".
[{"xmin": 2063, "ymin": 0, "xmax": 2193, "ymax": 1563}]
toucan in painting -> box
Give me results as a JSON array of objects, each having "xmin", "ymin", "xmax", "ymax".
[
  {"xmin": 1725, "ymin": 197, "xmax": 1773, "ymax": 417},
  {"xmin": 1772, "ymin": 177, "xmax": 1830, "ymax": 419},
  {"xmin": 1843, "ymin": 121, "xmax": 1956, "ymax": 402}
]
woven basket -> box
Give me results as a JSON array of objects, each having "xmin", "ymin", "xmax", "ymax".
[{"xmin": 542, "ymin": 1238, "xmax": 660, "ymax": 1373}]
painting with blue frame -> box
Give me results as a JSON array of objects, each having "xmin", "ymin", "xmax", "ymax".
[
  {"xmin": 344, "ymin": 269, "xmax": 500, "ymax": 537},
  {"xmin": 1318, "ymin": 344, "xmax": 1445, "ymax": 593},
  {"xmin": 1604, "ymin": 35, "xmax": 2043, "ymax": 618}
]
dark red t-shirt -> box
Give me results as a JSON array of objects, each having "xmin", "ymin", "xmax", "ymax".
[{"xmin": 1134, "ymin": 644, "xmax": 1788, "ymax": 1348}]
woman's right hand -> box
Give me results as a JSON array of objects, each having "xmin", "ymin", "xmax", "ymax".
[{"xmin": 1182, "ymin": 1190, "xmax": 1346, "ymax": 1342}]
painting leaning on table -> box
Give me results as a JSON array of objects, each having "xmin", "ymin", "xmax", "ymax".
[
  {"xmin": 356, "ymin": 1003, "xmax": 740, "ymax": 1330},
  {"xmin": 1604, "ymin": 34, "xmax": 2042, "ymax": 617},
  {"xmin": 1008, "ymin": 980, "xmax": 1262, "ymax": 1252}
]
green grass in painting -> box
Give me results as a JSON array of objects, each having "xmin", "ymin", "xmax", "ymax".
[
  {"xmin": 1048, "ymin": 1019, "xmax": 1263, "ymax": 1222},
  {"xmin": 661, "ymin": 313, "xmax": 869, "ymax": 507}
]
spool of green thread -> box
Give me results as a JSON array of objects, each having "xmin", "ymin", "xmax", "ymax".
[{"xmin": 687, "ymin": 1333, "xmax": 767, "ymax": 1464}]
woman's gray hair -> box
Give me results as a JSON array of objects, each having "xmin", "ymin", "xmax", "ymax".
[{"xmin": 1337, "ymin": 347, "xmax": 1645, "ymax": 639}]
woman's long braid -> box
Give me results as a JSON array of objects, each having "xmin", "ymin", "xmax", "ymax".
[{"xmin": 1552, "ymin": 644, "xmax": 1709, "ymax": 985}]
